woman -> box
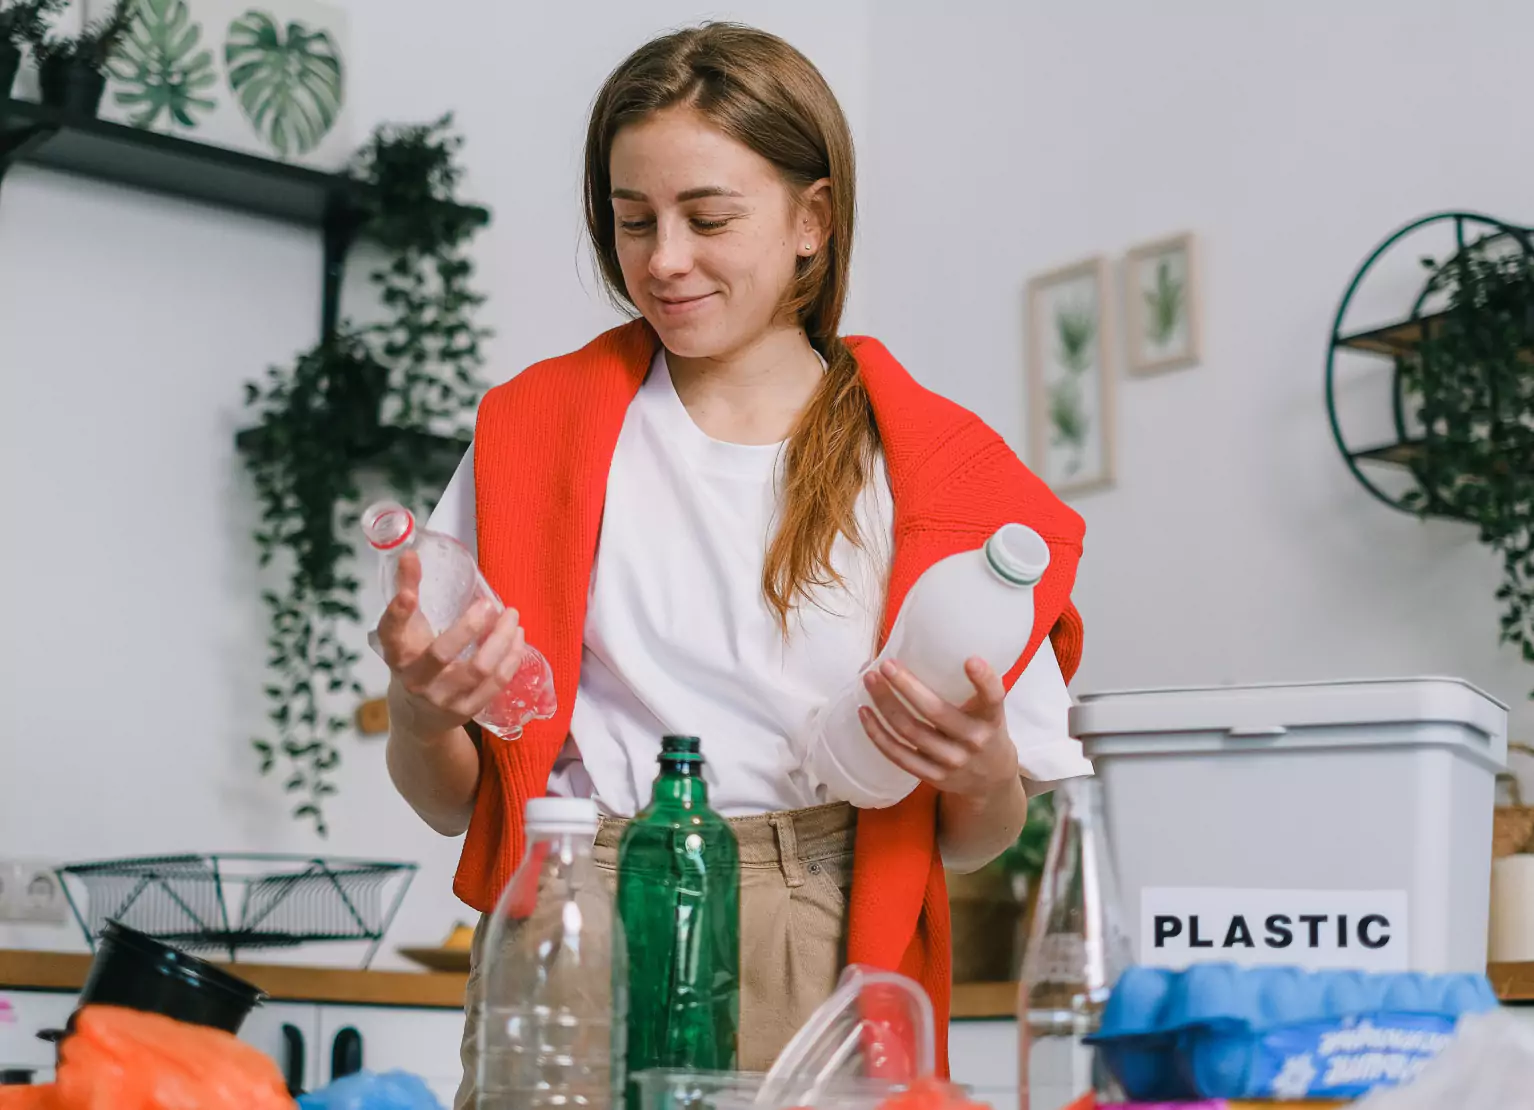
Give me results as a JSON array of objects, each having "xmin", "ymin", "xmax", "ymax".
[{"xmin": 374, "ymin": 22, "xmax": 1091, "ymax": 1103}]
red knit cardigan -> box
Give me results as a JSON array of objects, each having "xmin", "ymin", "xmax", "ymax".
[{"xmin": 455, "ymin": 320, "xmax": 1086, "ymax": 1071}]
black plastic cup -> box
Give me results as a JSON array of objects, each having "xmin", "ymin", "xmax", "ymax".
[{"xmin": 77, "ymin": 921, "xmax": 266, "ymax": 1034}]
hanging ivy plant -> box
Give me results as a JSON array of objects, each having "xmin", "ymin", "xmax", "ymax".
[
  {"xmin": 1397, "ymin": 232, "xmax": 1534, "ymax": 697},
  {"xmin": 241, "ymin": 114, "xmax": 489, "ymax": 834}
]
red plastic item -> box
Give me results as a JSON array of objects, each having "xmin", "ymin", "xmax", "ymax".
[
  {"xmin": 1, "ymin": 1005, "xmax": 294, "ymax": 1110},
  {"xmin": 876, "ymin": 1077, "xmax": 993, "ymax": 1110}
]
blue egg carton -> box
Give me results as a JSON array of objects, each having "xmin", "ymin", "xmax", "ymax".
[{"xmin": 1084, "ymin": 964, "xmax": 1499, "ymax": 1101}]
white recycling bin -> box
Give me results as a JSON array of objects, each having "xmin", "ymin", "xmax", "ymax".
[{"xmin": 1071, "ymin": 677, "xmax": 1507, "ymax": 975}]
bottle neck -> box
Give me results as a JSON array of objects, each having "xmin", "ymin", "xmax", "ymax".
[{"xmin": 652, "ymin": 762, "xmax": 709, "ymax": 808}]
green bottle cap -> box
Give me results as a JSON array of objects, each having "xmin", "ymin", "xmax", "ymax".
[{"xmin": 659, "ymin": 734, "xmax": 704, "ymax": 765}]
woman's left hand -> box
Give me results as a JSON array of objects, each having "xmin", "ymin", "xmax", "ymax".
[{"xmin": 858, "ymin": 658, "xmax": 1017, "ymax": 798}]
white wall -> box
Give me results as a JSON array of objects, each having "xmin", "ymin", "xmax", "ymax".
[
  {"xmin": 0, "ymin": 0, "xmax": 872, "ymax": 959},
  {"xmin": 862, "ymin": 0, "xmax": 1534, "ymax": 793},
  {"xmin": 4, "ymin": 0, "xmax": 1532, "ymax": 966}
]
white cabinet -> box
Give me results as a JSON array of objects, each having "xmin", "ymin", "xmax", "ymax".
[
  {"xmin": 0, "ymin": 990, "xmax": 75, "ymax": 1081},
  {"xmin": 317, "ymin": 1005, "xmax": 465, "ymax": 1105},
  {"xmin": 237, "ymin": 1001, "xmax": 465, "ymax": 1101},
  {"xmin": 949, "ymin": 1019, "xmax": 1018, "ymax": 1109},
  {"xmin": 238, "ymin": 1001, "xmax": 323, "ymax": 1094}
]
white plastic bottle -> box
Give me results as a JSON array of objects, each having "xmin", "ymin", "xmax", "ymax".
[
  {"xmin": 361, "ymin": 499, "xmax": 557, "ymax": 740},
  {"xmin": 803, "ymin": 523, "xmax": 1051, "ymax": 808},
  {"xmin": 478, "ymin": 797, "xmax": 626, "ymax": 1110}
]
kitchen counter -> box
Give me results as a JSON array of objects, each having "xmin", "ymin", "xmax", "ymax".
[
  {"xmin": 6, "ymin": 950, "xmax": 1528, "ymax": 1015},
  {"xmin": 0, "ymin": 948, "xmax": 1018, "ymax": 1016},
  {"xmin": 0, "ymin": 950, "xmax": 466, "ymax": 1009}
]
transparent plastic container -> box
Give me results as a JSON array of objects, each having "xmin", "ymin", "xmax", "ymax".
[
  {"xmin": 361, "ymin": 499, "xmax": 557, "ymax": 739},
  {"xmin": 630, "ymin": 965, "xmax": 952, "ymax": 1110},
  {"xmin": 477, "ymin": 797, "xmax": 625, "ymax": 1110},
  {"xmin": 1018, "ymin": 777, "xmax": 1131, "ymax": 1110},
  {"xmin": 802, "ymin": 524, "xmax": 1051, "ymax": 809}
]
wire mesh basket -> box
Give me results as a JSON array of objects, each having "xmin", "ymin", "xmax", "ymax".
[{"xmin": 56, "ymin": 853, "xmax": 417, "ymax": 967}]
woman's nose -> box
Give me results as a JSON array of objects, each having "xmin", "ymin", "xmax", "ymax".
[{"xmin": 649, "ymin": 224, "xmax": 693, "ymax": 279}]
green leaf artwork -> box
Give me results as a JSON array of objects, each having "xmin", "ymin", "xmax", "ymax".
[
  {"xmin": 1048, "ymin": 301, "xmax": 1096, "ymax": 474},
  {"xmin": 108, "ymin": 0, "xmax": 217, "ymax": 130},
  {"xmin": 225, "ymin": 9, "xmax": 343, "ymax": 158},
  {"xmin": 1146, "ymin": 256, "xmax": 1185, "ymax": 346},
  {"xmin": 1055, "ymin": 303, "xmax": 1096, "ymax": 373}
]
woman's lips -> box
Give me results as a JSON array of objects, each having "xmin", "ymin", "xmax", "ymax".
[{"xmin": 654, "ymin": 292, "xmax": 716, "ymax": 317}]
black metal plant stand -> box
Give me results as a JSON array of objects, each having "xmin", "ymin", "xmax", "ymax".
[{"xmin": 1325, "ymin": 210, "xmax": 1534, "ymax": 518}]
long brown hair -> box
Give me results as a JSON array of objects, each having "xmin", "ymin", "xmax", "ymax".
[{"xmin": 583, "ymin": 23, "xmax": 880, "ymax": 633}]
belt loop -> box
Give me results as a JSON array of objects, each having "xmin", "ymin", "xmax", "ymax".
[{"xmin": 770, "ymin": 815, "xmax": 805, "ymax": 888}]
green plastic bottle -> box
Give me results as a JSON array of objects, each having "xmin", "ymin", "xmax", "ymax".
[{"xmin": 617, "ymin": 735, "xmax": 741, "ymax": 1094}]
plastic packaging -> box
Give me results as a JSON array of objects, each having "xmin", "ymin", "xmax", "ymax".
[
  {"xmin": 77, "ymin": 920, "xmax": 265, "ymax": 1034},
  {"xmin": 1020, "ymin": 777, "xmax": 1132, "ymax": 1110},
  {"xmin": 37, "ymin": 1004, "xmax": 292, "ymax": 1110},
  {"xmin": 1086, "ymin": 964, "xmax": 1501, "ymax": 1101},
  {"xmin": 765, "ymin": 965, "xmax": 936, "ymax": 1099},
  {"xmin": 297, "ymin": 1069, "xmax": 443, "ymax": 1109},
  {"xmin": 1351, "ymin": 1008, "xmax": 1534, "ymax": 1110},
  {"xmin": 803, "ymin": 523, "xmax": 1050, "ymax": 809},
  {"xmin": 362, "ymin": 499, "xmax": 557, "ymax": 739},
  {"xmin": 618, "ymin": 736, "xmax": 740, "ymax": 1095},
  {"xmin": 478, "ymin": 797, "xmax": 625, "ymax": 1110},
  {"xmin": 631, "ymin": 966, "xmax": 971, "ymax": 1110}
]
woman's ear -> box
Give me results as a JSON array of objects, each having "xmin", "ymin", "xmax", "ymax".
[{"xmin": 797, "ymin": 178, "xmax": 833, "ymax": 255}]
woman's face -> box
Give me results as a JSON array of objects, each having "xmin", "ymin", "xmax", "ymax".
[{"xmin": 609, "ymin": 107, "xmax": 823, "ymax": 360}]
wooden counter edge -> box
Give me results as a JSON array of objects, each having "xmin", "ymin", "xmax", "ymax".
[
  {"xmin": 6, "ymin": 952, "xmax": 1529, "ymax": 1014},
  {"xmin": 0, "ymin": 950, "xmax": 468, "ymax": 1010},
  {"xmin": 958, "ymin": 965, "xmax": 1534, "ymax": 1018}
]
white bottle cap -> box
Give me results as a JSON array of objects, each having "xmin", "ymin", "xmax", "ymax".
[
  {"xmin": 984, "ymin": 523, "xmax": 1050, "ymax": 586},
  {"xmin": 524, "ymin": 797, "xmax": 599, "ymax": 836}
]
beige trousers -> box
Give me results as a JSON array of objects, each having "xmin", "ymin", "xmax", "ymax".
[{"xmin": 455, "ymin": 802, "xmax": 856, "ymax": 1110}]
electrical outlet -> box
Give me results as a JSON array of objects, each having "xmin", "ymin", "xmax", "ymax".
[{"xmin": 0, "ymin": 859, "xmax": 69, "ymax": 925}]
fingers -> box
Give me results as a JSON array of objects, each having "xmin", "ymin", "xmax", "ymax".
[
  {"xmin": 859, "ymin": 703, "xmax": 948, "ymax": 782},
  {"xmin": 960, "ymin": 657, "xmax": 1007, "ymax": 716},
  {"xmin": 862, "ymin": 668, "xmax": 971, "ymax": 771},
  {"xmin": 460, "ymin": 619, "xmax": 528, "ymax": 712},
  {"xmin": 375, "ymin": 552, "xmax": 426, "ymax": 660}
]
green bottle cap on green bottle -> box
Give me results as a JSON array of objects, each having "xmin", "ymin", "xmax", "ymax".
[{"xmin": 659, "ymin": 734, "xmax": 704, "ymax": 770}]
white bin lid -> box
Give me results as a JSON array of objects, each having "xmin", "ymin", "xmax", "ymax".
[{"xmin": 1072, "ymin": 677, "xmax": 1507, "ymax": 767}]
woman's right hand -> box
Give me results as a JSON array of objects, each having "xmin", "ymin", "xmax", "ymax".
[{"xmin": 375, "ymin": 549, "xmax": 528, "ymax": 741}]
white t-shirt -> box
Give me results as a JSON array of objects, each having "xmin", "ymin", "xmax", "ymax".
[{"xmin": 427, "ymin": 350, "xmax": 1091, "ymax": 817}]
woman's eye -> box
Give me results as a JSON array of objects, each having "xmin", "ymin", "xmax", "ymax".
[
  {"xmin": 691, "ymin": 217, "xmax": 730, "ymax": 232},
  {"xmin": 618, "ymin": 218, "xmax": 654, "ymax": 233}
]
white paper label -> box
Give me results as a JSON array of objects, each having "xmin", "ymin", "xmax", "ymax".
[{"xmin": 1139, "ymin": 887, "xmax": 1409, "ymax": 971}]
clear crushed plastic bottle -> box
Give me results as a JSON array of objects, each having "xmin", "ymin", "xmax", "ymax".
[
  {"xmin": 361, "ymin": 499, "xmax": 557, "ymax": 739},
  {"xmin": 1018, "ymin": 777, "xmax": 1132, "ymax": 1110},
  {"xmin": 477, "ymin": 797, "xmax": 626, "ymax": 1110}
]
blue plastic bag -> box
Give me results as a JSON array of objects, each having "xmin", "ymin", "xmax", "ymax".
[{"xmin": 296, "ymin": 1070, "xmax": 443, "ymax": 1110}]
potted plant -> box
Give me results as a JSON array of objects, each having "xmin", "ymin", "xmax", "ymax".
[
  {"xmin": 242, "ymin": 115, "xmax": 489, "ymax": 834},
  {"xmin": 1397, "ymin": 230, "xmax": 1534, "ymax": 699},
  {"xmin": 0, "ymin": 0, "xmax": 62, "ymax": 98},
  {"xmin": 26, "ymin": 0, "xmax": 132, "ymax": 116}
]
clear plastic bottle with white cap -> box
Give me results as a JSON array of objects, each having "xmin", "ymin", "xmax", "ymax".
[
  {"xmin": 802, "ymin": 523, "xmax": 1052, "ymax": 808},
  {"xmin": 360, "ymin": 499, "xmax": 557, "ymax": 740},
  {"xmin": 477, "ymin": 796, "xmax": 626, "ymax": 1110}
]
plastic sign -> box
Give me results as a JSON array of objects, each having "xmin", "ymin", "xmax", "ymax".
[{"xmin": 1139, "ymin": 888, "xmax": 1409, "ymax": 970}]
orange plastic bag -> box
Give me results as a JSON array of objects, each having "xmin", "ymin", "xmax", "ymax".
[{"xmin": 10, "ymin": 1005, "xmax": 295, "ymax": 1110}]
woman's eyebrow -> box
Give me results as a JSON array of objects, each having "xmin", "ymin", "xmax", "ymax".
[{"xmin": 610, "ymin": 186, "xmax": 746, "ymax": 202}]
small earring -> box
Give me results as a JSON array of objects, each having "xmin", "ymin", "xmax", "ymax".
[{"xmin": 803, "ymin": 243, "xmax": 814, "ymax": 254}]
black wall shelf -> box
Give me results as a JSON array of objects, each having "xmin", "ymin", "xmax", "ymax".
[
  {"xmin": 233, "ymin": 425, "xmax": 471, "ymax": 475},
  {"xmin": 1325, "ymin": 211, "xmax": 1534, "ymax": 516},
  {"xmin": 0, "ymin": 97, "xmax": 489, "ymax": 338}
]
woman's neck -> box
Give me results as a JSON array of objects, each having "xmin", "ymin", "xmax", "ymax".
[{"xmin": 666, "ymin": 327, "xmax": 824, "ymax": 446}]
